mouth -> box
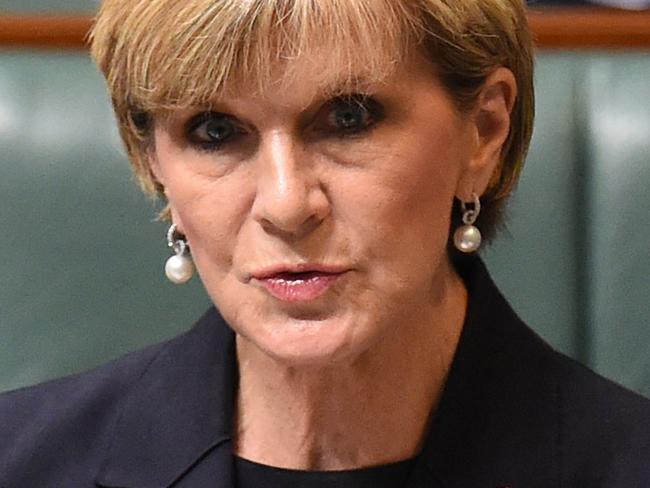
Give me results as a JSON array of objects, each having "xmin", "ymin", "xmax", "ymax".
[{"xmin": 251, "ymin": 266, "xmax": 348, "ymax": 302}]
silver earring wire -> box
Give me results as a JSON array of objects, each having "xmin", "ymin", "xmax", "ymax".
[{"xmin": 461, "ymin": 193, "xmax": 481, "ymax": 226}]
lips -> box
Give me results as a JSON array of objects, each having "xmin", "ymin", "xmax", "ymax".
[{"xmin": 251, "ymin": 267, "xmax": 347, "ymax": 302}]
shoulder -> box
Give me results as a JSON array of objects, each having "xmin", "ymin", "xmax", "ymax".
[
  {"xmin": 455, "ymin": 256, "xmax": 650, "ymax": 486},
  {"xmin": 0, "ymin": 307, "xmax": 230, "ymax": 486},
  {"xmin": 0, "ymin": 331, "xmax": 177, "ymax": 484},
  {"xmin": 547, "ymin": 349, "xmax": 650, "ymax": 485}
]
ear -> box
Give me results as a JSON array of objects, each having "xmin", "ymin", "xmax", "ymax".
[
  {"xmin": 148, "ymin": 149, "xmax": 166, "ymax": 189},
  {"xmin": 168, "ymin": 206, "xmax": 184, "ymax": 234},
  {"xmin": 147, "ymin": 148, "xmax": 184, "ymax": 230},
  {"xmin": 455, "ymin": 67, "xmax": 517, "ymax": 202},
  {"xmin": 148, "ymin": 149, "xmax": 175, "ymax": 208}
]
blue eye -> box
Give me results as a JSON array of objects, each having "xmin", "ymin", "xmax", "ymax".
[
  {"xmin": 187, "ymin": 112, "xmax": 240, "ymax": 149},
  {"xmin": 328, "ymin": 96, "xmax": 382, "ymax": 134}
]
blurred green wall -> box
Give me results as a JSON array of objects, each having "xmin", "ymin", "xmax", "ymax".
[
  {"xmin": 0, "ymin": 0, "xmax": 96, "ymax": 12},
  {"xmin": 1, "ymin": 43, "xmax": 649, "ymax": 395}
]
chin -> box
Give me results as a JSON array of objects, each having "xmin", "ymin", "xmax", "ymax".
[{"xmin": 238, "ymin": 311, "xmax": 375, "ymax": 368}]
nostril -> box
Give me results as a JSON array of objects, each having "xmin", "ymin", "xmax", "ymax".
[
  {"xmin": 258, "ymin": 213, "xmax": 323, "ymax": 240},
  {"xmin": 252, "ymin": 170, "xmax": 329, "ymax": 237}
]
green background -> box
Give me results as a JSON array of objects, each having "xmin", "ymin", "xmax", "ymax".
[{"xmin": 1, "ymin": 1, "xmax": 649, "ymax": 396}]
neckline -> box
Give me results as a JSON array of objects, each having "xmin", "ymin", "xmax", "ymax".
[{"xmin": 234, "ymin": 454, "xmax": 417, "ymax": 488}]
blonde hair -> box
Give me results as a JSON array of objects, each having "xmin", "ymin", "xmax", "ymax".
[{"xmin": 90, "ymin": 0, "xmax": 534, "ymax": 239}]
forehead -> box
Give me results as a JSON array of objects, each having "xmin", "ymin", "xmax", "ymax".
[
  {"xmin": 222, "ymin": 55, "xmax": 398, "ymax": 105},
  {"xmin": 212, "ymin": 49, "xmax": 443, "ymax": 111}
]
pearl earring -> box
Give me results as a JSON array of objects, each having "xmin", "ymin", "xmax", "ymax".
[
  {"xmin": 165, "ymin": 223, "xmax": 194, "ymax": 284},
  {"xmin": 453, "ymin": 193, "xmax": 482, "ymax": 253}
]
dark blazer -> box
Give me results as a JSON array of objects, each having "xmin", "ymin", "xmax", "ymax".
[{"xmin": 1, "ymin": 257, "xmax": 649, "ymax": 487}]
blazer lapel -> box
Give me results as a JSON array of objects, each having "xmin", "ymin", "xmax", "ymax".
[
  {"xmin": 415, "ymin": 257, "xmax": 561, "ymax": 488},
  {"xmin": 161, "ymin": 440, "xmax": 235, "ymax": 488},
  {"xmin": 95, "ymin": 308, "xmax": 238, "ymax": 488}
]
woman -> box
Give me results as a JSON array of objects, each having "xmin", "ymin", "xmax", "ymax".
[{"xmin": 1, "ymin": 0, "xmax": 649, "ymax": 486}]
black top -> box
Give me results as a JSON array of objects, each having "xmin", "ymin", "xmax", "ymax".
[
  {"xmin": 235, "ymin": 456, "xmax": 416, "ymax": 488},
  {"xmin": 1, "ymin": 256, "xmax": 650, "ymax": 487}
]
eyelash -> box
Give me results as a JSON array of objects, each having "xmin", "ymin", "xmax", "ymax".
[
  {"xmin": 185, "ymin": 112, "xmax": 243, "ymax": 153},
  {"xmin": 323, "ymin": 95, "xmax": 383, "ymax": 135},
  {"xmin": 185, "ymin": 94, "xmax": 384, "ymax": 152}
]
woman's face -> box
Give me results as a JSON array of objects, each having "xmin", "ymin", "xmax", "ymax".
[{"xmin": 151, "ymin": 53, "xmax": 483, "ymax": 366}]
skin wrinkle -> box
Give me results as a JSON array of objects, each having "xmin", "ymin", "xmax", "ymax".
[{"xmin": 149, "ymin": 45, "xmax": 514, "ymax": 469}]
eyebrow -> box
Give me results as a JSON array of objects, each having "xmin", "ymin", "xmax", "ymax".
[
  {"xmin": 279, "ymin": 74, "xmax": 384, "ymax": 113},
  {"xmin": 317, "ymin": 75, "xmax": 383, "ymax": 97}
]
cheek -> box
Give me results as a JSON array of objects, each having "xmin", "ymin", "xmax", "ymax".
[
  {"xmin": 336, "ymin": 124, "xmax": 463, "ymax": 263},
  {"xmin": 180, "ymin": 190, "xmax": 249, "ymax": 278},
  {"xmin": 156, "ymin": 149, "xmax": 253, "ymax": 279}
]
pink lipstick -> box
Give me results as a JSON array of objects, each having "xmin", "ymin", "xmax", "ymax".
[{"xmin": 253, "ymin": 269, "xmax": 345, "ymax": 302}]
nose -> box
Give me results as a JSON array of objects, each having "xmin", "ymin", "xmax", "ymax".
[{"xmin": 251, "ymin": 131, "xmax": 330, "ymax": 238}]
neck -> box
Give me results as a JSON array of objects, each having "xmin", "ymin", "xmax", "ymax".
[{"xmin": 233, "ymin": 260, "xmax": 467, "ymax": 470}]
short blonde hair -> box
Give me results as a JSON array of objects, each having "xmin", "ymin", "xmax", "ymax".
[{"xmin": 90, "ymin": 0, "xmax": 534, "ymax": 240}]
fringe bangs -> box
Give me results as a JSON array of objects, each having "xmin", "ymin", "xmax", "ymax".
[{"xmin": 92, "ymin": 0, "xmax": 421, "ymax": 114}]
